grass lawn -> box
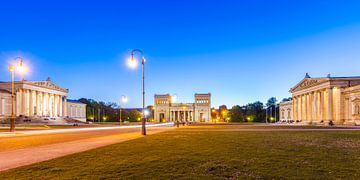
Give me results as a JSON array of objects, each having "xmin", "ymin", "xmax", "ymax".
[{"xmin": 1, "ymin": 126, "xmax": 360, "ymax": 179}]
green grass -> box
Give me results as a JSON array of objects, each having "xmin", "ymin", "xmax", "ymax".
[{"xmin": 1, "ymin": 127, "xmax": 360, "ymax": 179}]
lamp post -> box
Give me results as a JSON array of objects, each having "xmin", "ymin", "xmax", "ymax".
[
  {"xmin": 8, "ymin": 57, "xmax": 24, "ymax": 132},
  {"xmin": 120, "ymin": 95, "xmax": 128, "ymax": 126},
  {"xmin": 128, "ymin": 49, "xmax": 146, "ymax": 135}
]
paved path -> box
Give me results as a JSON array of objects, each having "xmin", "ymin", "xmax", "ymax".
[
  {"xmin": 0, "ymin": 123, "xmax": 174, "ymax": 172},
  {"xmin": 179, "ymin": 128, "xmax": 360, "ymax": 132}
]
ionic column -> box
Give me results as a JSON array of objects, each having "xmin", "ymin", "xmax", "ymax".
[
  {"xmin": 292, "ymin": 97, "xmax": 296, "ymax": 121},
  {"xmin": 43, "ymin": 92, "xmax": 47, "ymax": 116},
  {"xmin": 57, "ymin": 95, "xmax": 61, "ymax": 117},
  {"xmin": 63, "ymin": 97, "xmax": 67, "ymax": 117},
  {"xmin": 327, "ymin": 88, "xmax": 333, "ymax": 121},
  {"xmin": 299, "ymin": 95, "xmax": 303, "ymax": 121},
  {"xmin": 309, "ymin": 93, "xmax": 313, "ymax": 122},
  {"xmin": 177, "ymin": 111, "xmax": 180, "ymax": 121},
  {"xmin": 22, "ymin": 89, "xmax": 27, "ymax": 116},
  {"xmin": 29, "ymin": 90, "xmax": 33, "ymax": 116},
  {"xmin": 59, "ymin": 96, "xmax": 63, "ymax": 117},
  {"xmin": 34, "ymin": 91, "xmax": 38, "ymax": 116},
  {"xmin": 16, "ymin": 89, "xmax": 21, "ymax": 116},
  {"xmin": 305, "ymin": 94, "xmax": 310, "ymax": 121}
]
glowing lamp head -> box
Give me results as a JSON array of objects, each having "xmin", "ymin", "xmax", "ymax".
[
  {"xmin": 144, "ymin": 109, "xmax": 150, "ymax": 117},
  {"xmin": 171, "ymin": 95, "xmax": 177, "ymax": 103},
  {"xmin": 128, "ymin": 54, "xmax": 138, "ymax": 69},
  {"xmin": 121, "ymin": 96, "xmax": 128, "ymax": 103}
]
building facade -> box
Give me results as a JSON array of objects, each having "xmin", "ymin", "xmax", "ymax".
[
  {"xmin": 154, "ymin": 93, "xmax": 211, "ymax": 123},
  {"xmin": 279, "ymin": 100, "xmax": 293, "ymax": 123},
  {"xmin": 280, "ymin": 74, "xmax": 360, "ymax": 125},
  {"xmin": 0, "ymin": 78, "xmax": 86, "ymax": 123},
  {"xmin": 67, "ymin": 100, "xmax": 87, "ymax": 122}
]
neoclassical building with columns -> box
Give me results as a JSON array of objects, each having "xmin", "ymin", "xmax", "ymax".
[
  {"xmin": 280, "ymin": 74, "xmax": 360, "ymax": 125},
  {"xmin": 154, "ymin": 93, "xmax": 211, "ymax": 123},
  {"xmin": 0, "ymin": 78, "xmax": 86, "ymax": 123}
]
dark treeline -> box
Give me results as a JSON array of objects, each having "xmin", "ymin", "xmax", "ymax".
[
  {"xmin": 212, "ymin": 97, "xmax": 292, "ymax": 123},
  {"xmin": 78, "ymin": 97, "xmax": 292, "ymax": 123},
  {"xmin": 78, "ymin": 98, "xmax": 154, "ymax": 122}
]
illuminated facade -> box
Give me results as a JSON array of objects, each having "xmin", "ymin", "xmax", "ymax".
[
  {"xmin": 281, "ymin": 74, "xmax": 360, "ymax": 125},
  {"xmin": 154, "ymin": 93, "xmax": 211, "ymax": 123},
  {"xmin": 0, "ymin": 78, "xmax": 86, "ymax": 123}
]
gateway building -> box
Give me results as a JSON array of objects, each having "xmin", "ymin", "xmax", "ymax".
[{"xmin": 154, "ymin": 93, "xmax": 211, "ymax": 123}]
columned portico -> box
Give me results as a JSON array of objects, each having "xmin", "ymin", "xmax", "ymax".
[
  {"xmin": 0, "ymin": 78, "xmax": 69, "ymax": 118},
  {"xmin": 284, "ymin": 73, "xmax": 360, "ymax": 125},
  {"xmin": 154, "ymin": 93, "xmax": 211, "ymax": 123}
]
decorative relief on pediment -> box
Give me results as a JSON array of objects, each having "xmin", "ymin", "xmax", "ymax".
[
  {"xmin": 32, "ymin": 81, "xmax": 67, "ymax": 92},
  {"xmin": 291, "ymin": 79, "xmax": 323, "ymax": 92}
]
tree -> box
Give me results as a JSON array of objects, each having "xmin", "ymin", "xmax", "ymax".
[
  {"xmin": 266, "ymin": 97, "xmax": 277, "ymax": 107},
  {"xmin": 128, "ymin": 110, "xmax": 142, "ymax": 122},
  {"xmin": 219, "ymin": 105, "xmax": 228, "ymax": 122},
  {"xmin": 247, "ymin": 101, "xmax": 265, "ymax": 122},
  {"xmin": 281, "ymin": 97, "xmax": 293, "ymax": 102},
  {"xmin": 230, "ymin": 105, "xmax": 243, "ymax": 122}
]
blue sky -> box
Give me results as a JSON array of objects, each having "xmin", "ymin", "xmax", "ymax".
[{"xmin": 1, "ymin": 0, "xmax": 360, "ymax": 108}]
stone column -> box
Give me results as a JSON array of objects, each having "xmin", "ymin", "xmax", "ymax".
[
  {"xmin": 59, "ymin": 96, "xmax": 63, "ymax": 117},
  {"xmin": 16, "ymin": 89, "xmax": 21, "ymax": 116},
  {"xmin": 34, "ymin": 91, "xmax": 38, "ymax": 116},
  {"xmin": 52, "ymin": 95, "xmax": 55, "ymax": 117},
  {"xmin": 43, "ymin": 92, "xmax": 47, "ymax": 116},
  {"xmin": 309, "ymin": 92, "xmax": 313, "ymax": 122},
  {"xmin": 305, "ymin": 94, "xmax": 308, "ymax": 121},
  {"xmin": 63, "ymin": 97, "xmax": 67, "ymax": 117},
  {"xmin": 300, "ymin": 95, "xmax": 304, "ymax": 121},
  {"xmin": 293, "ymin": 97, "xmax": 297, "ymax": 121},
  {"xmin": 57, "ymin": 95, "xmax": 61, "ymax": 117},
  {"xmin": 327, "ymin": 88, "xmax": 333, "ymax": 121},
  {"xmin": 29, "ymin": 90, "xmax": 33, "ymax": 116},
  {"xmin": 22, "ymin": 89, "xmax": 27, "ymax": 116}
]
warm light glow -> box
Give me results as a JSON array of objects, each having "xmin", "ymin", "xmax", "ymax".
[
  {"xmin": 121, "ymin": 96, "xmax": 128, "ymax": 103},
  {"xmin": 144, "ymin": 109, "xmax": 150, "ymax": 117},
  {"xmin": 127, "ymin": 57, "xmax": 138, "ymax": 69},
  {"xmin": 171, "ymin": 95, "xmax": 177, "ymax": 103},
  {"xmin": 16, "ymin": 64, "xmax": 26, "ymax": 75},
  {"xmin": 212, "ymin": 109, "xmax": 216, "ymax": 113}
]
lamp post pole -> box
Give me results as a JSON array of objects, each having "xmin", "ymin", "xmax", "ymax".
[
  {"xmin": 131, "ymin": 49, "xmax": 146, "ymax": 135},
  {"xmin": 120, "ymin": 95, "xmax": 127, "ymax": 126},
  {"xmin": 8, "ymin": 57, "xmax": 24, "ymax": 132}
]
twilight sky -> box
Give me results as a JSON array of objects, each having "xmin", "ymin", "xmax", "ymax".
[{"xmin": 1, "ymin": 0, "xmax": 360, "ymax": 108}]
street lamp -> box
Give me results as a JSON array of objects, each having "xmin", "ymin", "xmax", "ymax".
[
  {"xmin": 8, "ymin": 57, "xmax": 25, "ymax": 132},
  {"xmin": 128, "ymin": 49, "xmax": 146, "ymax": 135},
  {"xmin": 119, "ymin": 95, "xmax": 128, "ymax": 126}
]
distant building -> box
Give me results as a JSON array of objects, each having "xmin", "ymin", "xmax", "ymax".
[
  {"xmin": 279, "ymin": 100, "xmax": 293, "ymax": 123},
  {"xmin": 281, "ymin": 73, "xmax": 360, "ymax": 125},
  {"xmin": 154, "ymin": 93, "xmax": 211, "ymax": 123},
  {"xmin": 67, "ymin": 99, "xmax": 87, "ymax": 122},
  {"xmin": 0, "ymin": 78, "xmax": 86, "ymax": 123}
]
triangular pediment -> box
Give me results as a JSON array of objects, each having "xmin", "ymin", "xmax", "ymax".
[
  {"xmin": 290, "ymin": 78, "xmax": 327, "ymax": 93},
  {"xmin": 31, "ymin": 80, "xmax": 68, "ymax": 92}
]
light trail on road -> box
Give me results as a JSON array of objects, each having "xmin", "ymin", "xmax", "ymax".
[{"xmin": 0, "ymin": 122, "xmax": 174, "ymax": 137}]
